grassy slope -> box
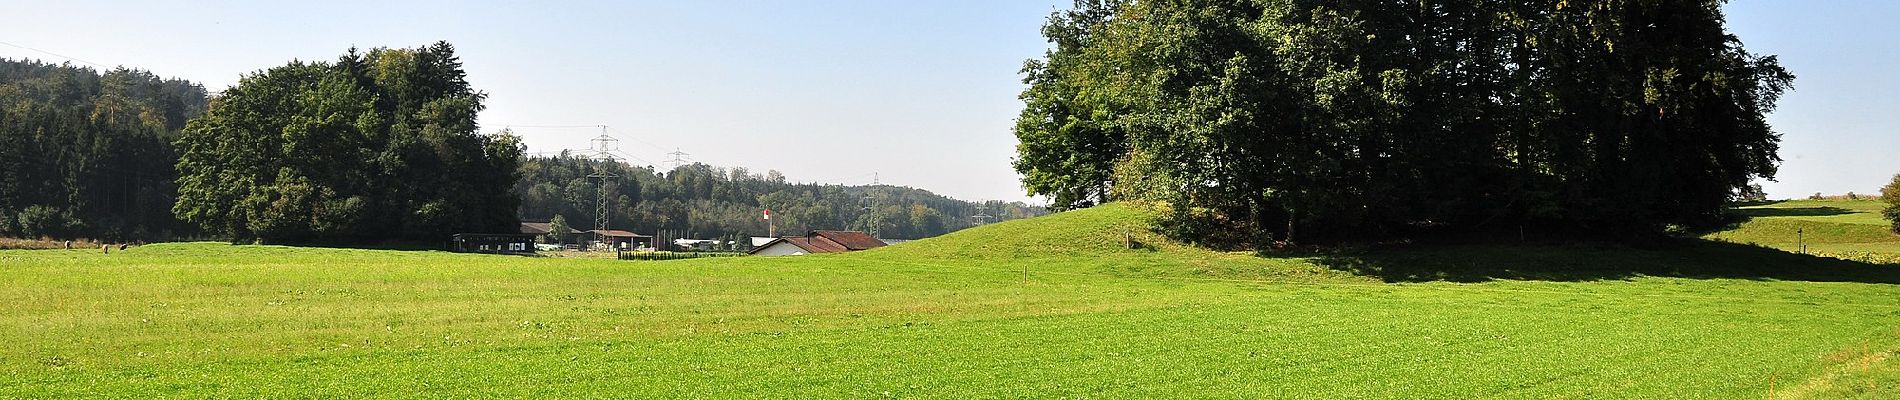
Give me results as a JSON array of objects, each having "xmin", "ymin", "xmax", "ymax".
[
  {"xmin": 1706, "ymin": 199, "xmax": 1900, "ymax": 258},
  {"xmin": 0, "ymin": 204, "xmax": 1896, "ymax": 398},
  {"xmin": 1696, "ymin": 199, "xmax": 1900, "ymax": 398}
]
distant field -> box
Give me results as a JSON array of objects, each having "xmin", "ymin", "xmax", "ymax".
[
  {"xmin": 1706, "ymin": 199, "xmax": 1900, "ymax": 261},
  {"xmin": 3, "ymin": 204, "xmax": 1898, "ymax": 398}
]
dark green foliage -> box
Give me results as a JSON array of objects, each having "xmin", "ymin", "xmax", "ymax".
[
  {"xmin": 1010, "ymin": 0, "xmax": 1131, "ymax": 210},
  {"xmin": 544, "ymin": 214, "xmax": 572, "ymax": 244},
  {"xmin": 0, "ymin": 59, "xmax": 208, "ymax": 240},
  {"xmin": 514, "ymin": 155, "xmax": 1043, "ymax": 240},
  {"xmin": 1881, "ymin": 174, "xmax": 1900, "ymax": 233},
  {"xmin": 1015, "ymin": 0, "xmax": 1793, "ymax": 245},
  {"xmin": 173, "ymin": 42, "xmax": 523, "ymax": 244},
  {"xmin": 1733, "ymin": 183, "xmax": 1769, "ymax": 203}
]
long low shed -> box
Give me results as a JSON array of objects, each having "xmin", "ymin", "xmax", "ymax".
[{"xmin": 450, "ymin": 233, "xmax": 537, "ymax": 254}]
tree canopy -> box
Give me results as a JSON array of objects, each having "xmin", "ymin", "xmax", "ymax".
[
  {"xmin": 173, "ymin": 42, "xmax": 523, "ymax": 244},
  {"xmin": 0, "ymin": 59, "xmax": 207, "ymax": 240},
  {"xmin": 1882, "ymin": 174, "xmax": 1900, "ymax": 234},
  {"xmin": 1015, "ymin": 0, "xmax": 1793, "ymax": 245}
]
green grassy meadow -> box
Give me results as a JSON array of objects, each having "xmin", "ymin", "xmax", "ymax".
[{"xmin": 4, "ymin": 204, "xmax": 1899, "ymax": 398}]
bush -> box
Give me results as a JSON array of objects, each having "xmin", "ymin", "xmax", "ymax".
[
  {"xmin": 1733, "ymin": 183, "xmax": 1769, "ymax": 203},
  {"xmin": 1882, "ymin": 174, "xmax": 1900, "ymax": 233},
  {"xmin": 15, "ymin": 205, "xmax": 82, "ymax": 239}
]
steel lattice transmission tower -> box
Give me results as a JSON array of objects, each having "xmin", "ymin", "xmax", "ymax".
[
  {"xmin": 972, "ymin": 200, "xmax": 994, "ymax": 225},
  {"xmin": 587, "ymin": 126, "xmax": 620, "ymax": 247},
  {"xmin": 860, "ymin": 172, "xmax": 881, "ymax": 238},
  {"xmin": 665, "ymin": 148, "xmax": 691, "ymax": 170}
]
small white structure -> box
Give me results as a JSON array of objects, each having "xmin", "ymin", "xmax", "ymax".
[
  {"xmin": 751, "ymin": 240, "xmax": 813, "ymax": 256},
  {"xmin": 673, "ymin": 238, "xmax": 725, "ymax": 251}
]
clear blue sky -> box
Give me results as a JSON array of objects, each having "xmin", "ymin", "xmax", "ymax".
[
  {"xmin": 1726, "ymin": 1, "xmax": 1900, "ymax": 198},
  {"xmin": 0, "ymin": 1, "xmax": 1892, "ymax": 202}
]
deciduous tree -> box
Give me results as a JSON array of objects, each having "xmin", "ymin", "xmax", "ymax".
[
  {"xmin": 174, "ymin": 42, "xmax": 522, "ymax": 243},
  {"xmin": 1881, "ymin": 174, "xmax": 1900, "ymax": 233},
  {"xmin": 1014, "ymin": 0, "xmax": 1793, "ymax": 245}
]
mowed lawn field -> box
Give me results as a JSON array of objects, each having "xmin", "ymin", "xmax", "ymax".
[{"xmin": 4, "ymin": 204, "xmax": 1900, "ymax": 398}]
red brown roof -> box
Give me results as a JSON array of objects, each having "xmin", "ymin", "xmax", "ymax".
[
  {"xmin": 588, "ymin": 229, "xmax": 651, "ymax": 238},
  {"xmin": 809, "ymin": 230, "xmax": 887, "ymax": 250},
  {"xmin": 747, "ymin": 230, "xmax": 886, "ymax": 255},
  {"xmin": 791, "ymin": 236, "xmax": 848, "ymax": 253},
  {"xmin": 521, "ymin": 222, "xmax": 584, "ymax": 235},
  {"xmin": 747, "ymin": 237, "xmax": 807, "ymax": 254}
]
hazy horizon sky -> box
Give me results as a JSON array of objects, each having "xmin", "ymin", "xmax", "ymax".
[{"xmin": 3, "ymin": 1, "xmax": 1894, "ymax": 203}]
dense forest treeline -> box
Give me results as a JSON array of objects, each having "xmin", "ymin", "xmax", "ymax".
[
  {"xmin": 1016, "ymin": 0, "xmax": 1791, "ymax": 245},
  {"xmin": 0, "ymin": 59, "xmax": 207, "ymax": 240},
  {"xmin": 517, "ymin": 154, "xmax": 1045, "ymax": 241},
  {"xmin": 0, "ymin": 52, "xmax": 1038, "ymax": 243}
]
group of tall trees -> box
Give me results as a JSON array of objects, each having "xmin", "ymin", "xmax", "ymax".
[
  {"xmin": 173, "ymin": 42, "xmax": 523, "ymax": 243},
  {"xmin": 1016, "ymin": 0, "xmax": 1793, "ymax": 245},
  {"xmin": 0, "ymin": 59, "xmax": 207, "ymax": 240},
  {"xmin": 516, "ymin": 154, "xmax": 1043, "ymax": 241}
]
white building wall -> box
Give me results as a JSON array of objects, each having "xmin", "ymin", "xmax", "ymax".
[{"xmin": 751, "ymin": 242, "xmax": 808, "ymax": 256}]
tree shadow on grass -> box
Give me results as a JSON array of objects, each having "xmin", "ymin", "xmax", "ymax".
[
  {"xmin": 1677, "ymin": 206, "xmax": 1856, "ymax": 238},
  {"xmin": 1316, "ymin": 239, "xmax": 1900, "ymax": 284},
  {"xmin": 1736, "ymin": 206, "xmax": 1855, "ymax": 218}
]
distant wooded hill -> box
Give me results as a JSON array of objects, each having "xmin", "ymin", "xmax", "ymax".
[
  {"xmin": 515, "ymin": 154, "xmax": 1044, "ymax": 241},
  {"xmin": 0, "ymin": 58, "xmax": 208, "ymax": 240},
  {"xmin": 0, "ymin": 56, "xmax": 1038, "ymax": 243}
]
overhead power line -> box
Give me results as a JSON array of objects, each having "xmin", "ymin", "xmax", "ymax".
[
  {"xmin": 0, "ymin": 40, "xmax": 109, "ymax": 68},
  {"xmin": 504, "ymin": 124, "xmax": 676, "ymax": 160},
  {"xmin": 617, "ymin": 134, "xmax": 670, "ymax": 153},
  {"xmin": 806, "ymin": 172, "xmax": 878, "ymax": 185},
  {"xmin": 502, "ymin": 124, "xmax": 604, "ymax": 129},
  {"xmin": 610, "ymin": 149, "xmax": 654, "ymax": 166}
]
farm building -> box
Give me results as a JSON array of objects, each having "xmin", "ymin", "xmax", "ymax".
[
  {"xmin": 520, "ymin": 222, "xmax": 584, "ymax": 243},
  {"xmin": 589, "ymin": 229, "xmax": 652, "ymax": 250},
  {"xmin": 450, "ymin": 233, "xmax": 536, "ymax": 254},
  {"xmin": 749, "ymin": 230, "xmax": 887, "ymax": 256}
]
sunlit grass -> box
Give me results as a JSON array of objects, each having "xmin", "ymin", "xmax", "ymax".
[{"xmin": 1, "ymin": 204, "xmax": 1896, "ymax": 398}]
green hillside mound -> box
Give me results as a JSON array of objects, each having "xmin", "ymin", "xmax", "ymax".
[
  {"xmin": 868, "ymin": 203, "xmax": 1163, "ymax": 259},
  {"xmin": 1705, "ymin": 199, "xmax": 1900, "ymax": 262},
  {"xmin": 1708, "ymin": 218, "xmax": 1894, "ymax": 244},
  {"xmin": 848, "ymin": 203, "xmax": 1361, "ymax": 283},
  {"xmin": 852, "ymin": 201, "xmax": 1900, "ymax": 285}
]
